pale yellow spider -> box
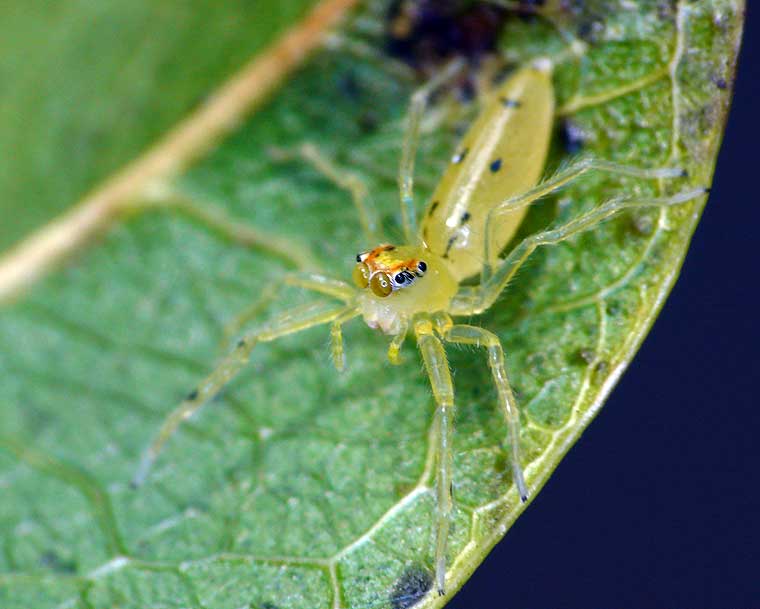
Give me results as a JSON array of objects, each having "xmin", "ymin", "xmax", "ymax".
[{"xmin": 132, "ymin": 55, "xmax": 704, "ymax": 595}]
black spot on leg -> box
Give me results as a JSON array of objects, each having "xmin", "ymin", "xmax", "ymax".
[
  {"xmin": 389, "ymin": 565, "xmax": 434, "ymax": 609},
  {"xmin": 460, "ymin": 211, "xmax": 471, "ymax": 225},
  {"xmin": 428, "ymin": 201, "xmax": 439, "ymax": 216},
  {"xmin": 489, "ymin": 158, "xmax": 502, "ymax": 173},
  {"xmin": 186, "ymin": 389, "xmax": 199, "ymax": 401}
]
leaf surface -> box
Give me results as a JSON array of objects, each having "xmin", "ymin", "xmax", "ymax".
[{"xmin": 0, "ymin": 1, "xmax": 744, "ymax": 608}]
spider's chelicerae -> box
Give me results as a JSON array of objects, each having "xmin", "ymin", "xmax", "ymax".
[{"xmin": 133, "ymin": 56, "xmax": 704, "ymax": 595}]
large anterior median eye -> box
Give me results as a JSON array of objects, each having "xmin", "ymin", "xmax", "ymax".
[
  {"xmin": 352, "ymin": 262, "xmax": 370, "ymax": 288},
  {"xmin": 370, "ymin": 272, "xmax": 393, "ymax": 297}
]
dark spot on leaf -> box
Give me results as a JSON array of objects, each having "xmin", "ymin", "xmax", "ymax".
[
  {"xmin": 577, "ymin": 16, "xmax": 605, "ymax": 43},
  {"xmin": 460, "ymin": 211, "xmax": 471, "ymax": 224},
  {"xmin": 576, "ymin": 348, "xmax": 596, "ymax": 365},
  {"xmin": 605, "ymin": 301, "xmax": 622, "ymax": 317},
  {"xmin": 561, "ymin": 119, "xmax": 587, "ymax": 154},
  {"xmin": 389, "ymin": 565, "xmax": 433, "ymax": 609},
  {"xmin": 489, "ymin": 158, "xmax": 502, "ymax": 173},
  {"xmin": 428, "ymin": 201, "xmax": 439, "ymax": 216},
  {"xmin": 593, "ymin": 360, "xmax": 610, "ymax": 378},
  {"xmin": 238, "ymin": 339, "xmax": 247, "ymax": 348},
  {"xmin": 338, "ymin": 71, "xmax": 361, "ymax": 100},
  {"xmin": 358, "ymin": 111, "xmax": 379, "ymax": 133},
  {"xmin": 39, "ymin": 551, "xmax": 77, "ymax": 574},
  {"xmin": 255, "ymin": 602, "xmax": 280, "ymax": 609},
  {"xmin": 384, "ymin": 1, "xmax": 543, "ymax": 76},
  {"xmin": 630, "ymin": 212, "xmax": 654, "ymax": 236},
  {"xmin": 187, "ymin": 389, "xmax": 199, "ymax": 401}
]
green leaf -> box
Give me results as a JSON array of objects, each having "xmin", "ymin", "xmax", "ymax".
[
  {"xmin": 0, "ymin": 1, "xmax": 744, "ymax": 608},
  {"xmin": 0, "ymin": 0, "xmax": 321, "ymax": 251}
]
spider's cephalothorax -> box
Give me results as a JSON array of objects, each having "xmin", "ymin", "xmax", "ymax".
[{"xmin": 351, "ymin": 243, "xmax": 457, "ymax": 335}]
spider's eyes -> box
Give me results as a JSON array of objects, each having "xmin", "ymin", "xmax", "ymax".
[
  {"xmin": 370, "ymin": 272, "xmax": 393, "ymax": 297},
  {"xmin": 417, "ymin": 261, "xmax": 427, "ymax": 274},
  {"xmin": 352, "ymin": 262, "xmax": 370, "ymax": 288},
  {"xmin": 394, "ymin": 273, "xmax": 406, "ymax": 284}
]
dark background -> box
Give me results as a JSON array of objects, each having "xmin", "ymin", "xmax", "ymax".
[{"xmin": 450, "ymin": 9, "xmax": 759, "ymax": 609}]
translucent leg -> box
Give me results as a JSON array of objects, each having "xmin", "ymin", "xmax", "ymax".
[
  {"xmin": 330, "ymin": 308, "xmax": 360, "ymax": 372},
  {"xmin": 398, "ymin": 59, "xmax": 465, "ymax": 243},
  {"xmin": 270, "ymin": 142, "xmax": 380, "ymax": 244},
  {"xmin": 453, "ymin": 187, "xmax": 707, "ymax": 315},
  {"xmin": 146, "ymin": 188, "xmax": 318, "ymax": 271},
  {"xmin": 440, "ymin": 319, "xmax": 528, "ymax": 502},
  {"xmin": 219, "ymin": 273, "xmax": 355, "ymax": 352},
  {"xmin": 414, "ymin": 317, "xmax": 456, "ymax": 596},
  {"xmin": 132, "ymin": 301, "xmax": 358, "ymax": 487},
  {"xmin": 482, "ymin": 157, "xmax": 688, "ymax": 277},
  {"xmin": 387, "ymin": 318, "xmax": 409, "ymax": 365}
]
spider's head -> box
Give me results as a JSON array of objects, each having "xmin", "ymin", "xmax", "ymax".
[
  {"xmin": 352, "ymin": 244, "xmax": 428, "ymax": 297},
  {"xmin": 351, "ymin": 244, "xmax": 458, "ymax": 334}
]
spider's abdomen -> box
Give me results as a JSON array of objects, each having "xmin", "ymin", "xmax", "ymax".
[{"xmin": 420, "ymin": 60, "xmax": 555, "ymax": 281}]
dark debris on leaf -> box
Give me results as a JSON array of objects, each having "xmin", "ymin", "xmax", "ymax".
[
  {"xmin": 389, "ymin": 565, "xmax": 434, "ymax": 609},
  {"xmin": 384, "ymin": 0, "xmax": 555, "ymax": 76}
]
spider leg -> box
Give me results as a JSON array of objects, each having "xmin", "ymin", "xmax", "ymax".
[
  {"xmin": 269, "ymin": 142, "xmax": 380, "ymax": 244},
  {"xmin": 481, "ymin": 157, "xmax": 689, "ymax": 281},
  {"xmin": 437, "ymin": 316, "xmax": 528, "ymax": 502},
  {"xmin": 330, "ymin": 307, "xmax": 362, "ymax": 372},
  {"xmin": 387, "ymin": 318, "xmax": 409, "ymax": 365},
  {"xmin": 414, "ymin": 317, "xmax": 456, "ymax": 596},
  {"xmin": 398, "ymin": 59, "xmax": 464, "ymax": 244},
  {"xmin": 453, "ymin": 187, "xmax": 707, "ymax": 316},
  {"xmin": 143, "ymin": 187, "xmax": 318, "ymax": 271},
  {"xmin": 220, "ymin": 272, "xmax": 355, "ymax": 351},
  {"xmin": 132, "ymin": 300, "xmax": 358, "ymax": 488}
]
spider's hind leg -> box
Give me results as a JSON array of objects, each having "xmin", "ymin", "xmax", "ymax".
[
  {"xmin": 269, "ymin": 142, "xmax": 381, "ymax": 244},
  {"xmin": 132, "ymin": 300, "xmax": 358, "ymax": 488},
  {"xmin": 455, "ymin": 186, "xmax": 707, "ymax": 316},
  {"xmin": 481, "ymin": 158, "xmax": 689, "ymax": 282}
]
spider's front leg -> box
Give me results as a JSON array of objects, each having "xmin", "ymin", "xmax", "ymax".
[
  {"xmin": 414, "ymin": 316, "xmax": 456, "ymax": 596},
  {"xmin": 132, "ymin": 297, "xmax": 359, "ymax": 488},
  {"xmin": 434, "ymin": 313, "xmax": 528, "ymax": 502}
]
